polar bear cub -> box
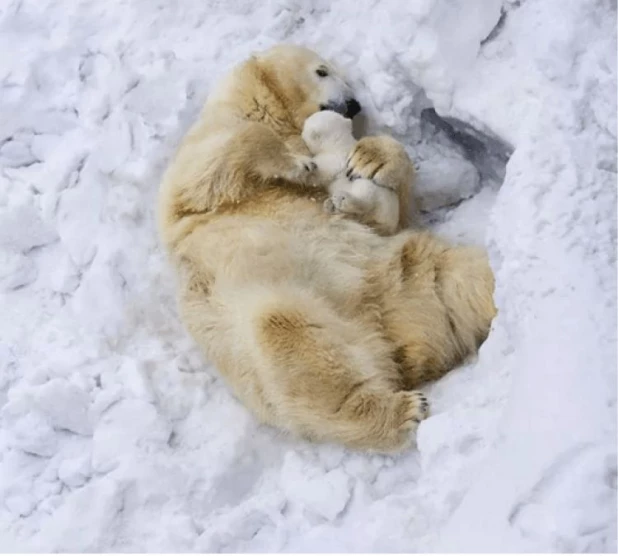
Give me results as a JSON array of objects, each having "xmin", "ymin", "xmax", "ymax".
[{"xmin": 302, "ymin": 111, "xmax": 406, "ymax": 234}]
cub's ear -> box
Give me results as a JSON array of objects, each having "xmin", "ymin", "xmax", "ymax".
[{"xmin": 308, "ymin": 130, "xmax": 321, "ymax": 143}]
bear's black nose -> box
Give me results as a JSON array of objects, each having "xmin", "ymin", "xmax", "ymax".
[{"xmin": 344, "ymin": 98, "xmax": 361, "ymax": 119}]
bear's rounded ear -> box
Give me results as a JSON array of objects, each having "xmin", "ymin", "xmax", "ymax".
[{"xmin": 309, "ymin": 130, "xmax": 321, "ymax": 142}]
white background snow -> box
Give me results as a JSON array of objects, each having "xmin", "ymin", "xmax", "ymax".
[{"xmin": 0, "ymin": 0, "xmax": 616, "ymax": 552}]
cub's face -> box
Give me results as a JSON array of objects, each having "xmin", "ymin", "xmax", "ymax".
[
  {"xmin": 302, "ymin": 111, "xmax": 354, "ymax": 154},
  {"xmin": 256, "ymin": 45, "xmax": 361, "ymax": 123}
]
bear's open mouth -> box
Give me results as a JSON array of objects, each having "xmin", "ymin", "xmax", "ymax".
[{"xmin": 320, "ymin": 98, "xmax": 361, "ymax": 119}]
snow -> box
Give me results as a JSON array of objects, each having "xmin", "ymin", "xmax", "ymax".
[{"xmin": 0, "ymin": 0, "xmax": 615, "ymax": 552}]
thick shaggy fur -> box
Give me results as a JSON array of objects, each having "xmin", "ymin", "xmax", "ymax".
[{"xmin": 158, "ymin": 45, "xmax": 496, "ymax": 452}]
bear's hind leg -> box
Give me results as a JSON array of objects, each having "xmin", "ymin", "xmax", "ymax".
[
  {"xmin": 254, "ymin": 293, "xmax": 429, "ymax": 452},
  {"xmin": 383, "ymin": 233, "xmax": 496, "ymax": 389},
  {"xmin": 434, "ymin": 244, "xmax": 497, "ymax": 351}
]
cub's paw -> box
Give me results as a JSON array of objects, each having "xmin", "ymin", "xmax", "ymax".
[
  {"xmin": 330, "ymin": 192, "xmax": 364, "ymax": 215},
  {"xmin": 323, "ymin": 198, "xmax": 337, "ymax": 214},
  {"xmin": 346, "ymin": 136, "xmax": 413, "ymax": 191}
]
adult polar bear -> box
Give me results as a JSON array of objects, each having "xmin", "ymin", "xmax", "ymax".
[{"xmin": 158, "ymin": 45, "xmax": 496, "ymax": 452}]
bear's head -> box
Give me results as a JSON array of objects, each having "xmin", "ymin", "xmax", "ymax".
[
  {"xmin": 301, "ymin": 110, "xmax": 354, "ymax": 155},
  {"xmin": 253, "ymin": 45, "xmax": 361, "ymax": 127}
]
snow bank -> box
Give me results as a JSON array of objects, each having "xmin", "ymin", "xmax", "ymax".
[
  {"xmin": 434, "ymin": 1, "xmax": 617, "ymax": 550},
  {"xmin": 0, "ymin": 0, "xmax": 615, "ymax": 552}
]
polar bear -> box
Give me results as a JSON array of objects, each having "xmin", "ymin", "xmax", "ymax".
[
  {"xmin": 158, "ymin": 44, "xmax": 496, "ymax": 453},
  {"xmin": 302, "ymin": 110, "xmax": 409, "ymax": 235}
]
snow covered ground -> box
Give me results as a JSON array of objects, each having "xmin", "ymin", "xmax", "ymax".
[{"xmin": 0, "ymin": 0, "xmax": 616, "ymax": 551}]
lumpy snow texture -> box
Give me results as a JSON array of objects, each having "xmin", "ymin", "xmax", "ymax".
[{"xmin": 0, "ymin": 0, "xmax": 616, "ymax": 552}]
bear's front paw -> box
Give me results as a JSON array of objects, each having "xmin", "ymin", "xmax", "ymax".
[
  {"xmin": 288, "ymin": 154, "xmax": 319, "ymax": 186},
  {"xmin": 298, "ymin": 155, "xmax": 318, "ymax": 174},
  {"xmin": 346, "ymin": 136, "xmax": 412, "ymax": 191}
]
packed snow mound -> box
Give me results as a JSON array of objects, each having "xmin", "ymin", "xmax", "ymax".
[{"xmin": 0, "ymin": 0, "xmax": 615, "ymax": 552}]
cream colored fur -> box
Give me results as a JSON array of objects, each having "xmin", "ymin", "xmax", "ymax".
[
  {"xmin": 158, "ymin": 44, "xmax": 496, "ymax": 453},
  {"xmin": 302, "ymin": 110, "xmax": 408, "ymax": 235}
]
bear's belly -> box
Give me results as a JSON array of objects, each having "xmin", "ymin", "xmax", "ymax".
[{"xmin": 186, "ymin": 211, "xmax": 386, "ymax": 310}]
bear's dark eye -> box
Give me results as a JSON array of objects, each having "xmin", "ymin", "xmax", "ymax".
[{"xmin": 316, "ymin": 67, "xmax": 329, "ymax": 78}]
